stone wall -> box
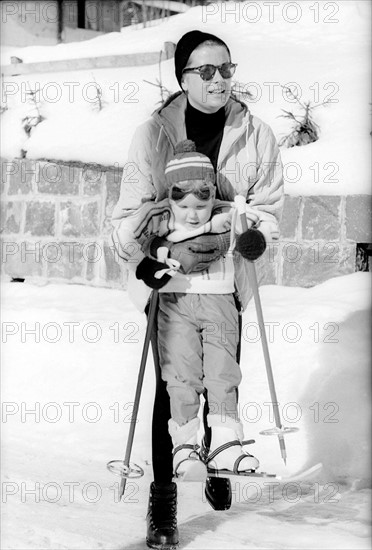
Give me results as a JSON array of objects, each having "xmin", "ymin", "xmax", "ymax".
[
  {"xmin": 1, "ymin": 158, "xmax": 371, "ymax": 288},
  {"xmin": 258, "ymin": 194, "xmax": 371, "ymax": 287},
  {"xmin": 1, "ymin": 158, "xmax": 125, "ymax": 287}
]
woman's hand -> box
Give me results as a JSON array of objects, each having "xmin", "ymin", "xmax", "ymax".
[{"xmin": 141, "ymin": 233, "xmax": 231, "ymax": 274}]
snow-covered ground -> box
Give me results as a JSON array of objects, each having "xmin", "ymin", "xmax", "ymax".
[
  {"xmin": 1, "ymin": 0, "xmax": 371, "ymax": 195},
  {"xmin": 1, "ymin": 272, "xmax": 371, "ymax": 549},
  {"xmin": 1, "ymin": 2, "xmax": 371, "ymax": 548}
]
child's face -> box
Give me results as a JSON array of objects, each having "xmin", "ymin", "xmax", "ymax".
[{"xmin": 170, "ymin": 193, "xmax": 214, "ymax": 230}]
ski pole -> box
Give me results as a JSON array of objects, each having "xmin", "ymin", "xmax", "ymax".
[
  {"xmin": 107, "ymin": 248, "xmax": 172, "ymax": 498},
  {"xmin": 118, "ymin": 286, "xmax": 159, "ymax": 498},
  {"xmin": 235, "ymin": 195, "xmax": 293, "ymax": 465}
]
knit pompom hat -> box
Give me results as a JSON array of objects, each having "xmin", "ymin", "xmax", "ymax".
[
  {"xmin": 165, "ymin": 140, "xmax": 215, "ymax": 187},
  {"xmin": 175, "ymin": 30, "xmax": 230, "ymax": 88}
]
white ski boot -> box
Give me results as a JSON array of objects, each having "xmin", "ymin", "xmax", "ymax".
[
  {"xmin": 168, "ymin": 418, "xmax": 206, "ymax": 480},
  {"xmin": 206, "ymin": 415, "xmax": 259, "ymax": 475}
]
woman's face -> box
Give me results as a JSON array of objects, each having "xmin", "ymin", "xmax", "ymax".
[{"xmin": 181, "ymin": 44, "xmax": 232, "ymax": 113}]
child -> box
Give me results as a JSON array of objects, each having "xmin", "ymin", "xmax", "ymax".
[{"xmin": 113, "ymin": 141, "xmax": 263, "ymax": 477}]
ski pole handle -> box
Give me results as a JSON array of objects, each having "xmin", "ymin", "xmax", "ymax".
[
  {"xmin": 157, "ymin": 246, "xmax": 169, "ymax": 263},
  {"xmin": 234, "ymin": 194, "xmax": 247, "ymax": 222},
  {"xmin": 153, "ymin": 246, "xmax": 180, "ymax": 280}
]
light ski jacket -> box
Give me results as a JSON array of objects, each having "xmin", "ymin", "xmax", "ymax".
[{"xmin": 111, "ymin": 92, "xmax": 284, "ymax": 310}]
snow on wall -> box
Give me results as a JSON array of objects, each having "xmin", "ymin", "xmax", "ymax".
[{"xmin": 1, "ymin": 1, "xmax": 370, "ymax": 197}]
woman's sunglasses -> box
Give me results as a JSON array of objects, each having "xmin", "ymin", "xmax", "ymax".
[
  {"xmin": 169, "ymin": 182, "xmax": 215, "ymax": 201},
  {"xmin": 182, "ymin": 62, "xmax": 237, "ymax": 82}
]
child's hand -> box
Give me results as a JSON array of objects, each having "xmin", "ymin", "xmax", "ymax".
[
  {"xmin": 136, "ymin": 257, "xmax": 172, "ymax": 289},
  {"xmin": 210, "ymin": 212, "xmax": 232, "ymax": 233},
  {"xmin": 166, "ymin": 212, "xmax": 231, "ymax": 243}
]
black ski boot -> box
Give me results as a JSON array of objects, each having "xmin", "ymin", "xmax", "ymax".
[
  {"xmin": 201, "ymin": 437, "xmax": 232, "ymax": 511},
  {"xmin": 146, "ymin": 481, "xmax": 179, "ymax": 549}
]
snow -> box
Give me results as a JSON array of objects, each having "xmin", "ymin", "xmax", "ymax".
[
  {"xmin": 1, "ymin": 272, "xmax": 371, "ymax": 549},
  {"xmin": 1, "ymin": 1, "xmax": 371, "ymax": 195}
]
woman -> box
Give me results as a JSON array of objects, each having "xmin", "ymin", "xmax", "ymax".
[{"xmin": 112, "ymin": 30, "xmax": 283, "ymax": 550}]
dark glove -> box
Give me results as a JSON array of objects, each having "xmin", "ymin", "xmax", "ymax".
[
  {"xmin": 135, "ymin": 257, "xmax": 171, "ymax": 289},
  {"xmin": 142, "ymin": 235, "xmax": 172, "ymax": 259},
  {"xmin": 178, "ymin": 233, "xmax": 231, "ymax": 273},
  {"xmin": 235, "ymin": 228, "xmax": 266, "ymax": 261},
  {"xmin": 143, "ymin": 233, "xmax": 231, "ymax": 274}
]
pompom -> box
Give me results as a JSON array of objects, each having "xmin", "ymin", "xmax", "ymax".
[
  {"xmin": 235, "ymin": 228, "xmax": 266, "ymax": 261},
  {"xmin": 174, "ymin": 140, "xmax": 196, "ymax": 154}
]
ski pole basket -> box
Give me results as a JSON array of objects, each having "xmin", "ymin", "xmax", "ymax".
[{"xmin": 106, "ymin": 460, "xmax": 144, "ymax": 479}]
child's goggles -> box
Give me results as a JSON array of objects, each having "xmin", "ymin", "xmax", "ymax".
[
  {"xmin": 182, "ymin": 62, "xmax": 237, "ymax": 82},
  {"xmin": 169, "ymin": 181, "xmax": 215, "ymax": 201}
]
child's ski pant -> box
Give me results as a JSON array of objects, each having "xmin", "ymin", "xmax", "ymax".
[{"xmin": 157, "ymin": 293, "xmax": 241, "ymax": 427}]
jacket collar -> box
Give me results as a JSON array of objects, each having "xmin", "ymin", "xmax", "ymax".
[
  {"xmin": 152, "ymin": 92, "xmax": 187, "ymax": 150},
  {"xmin": 152, "ymin": 92, "xmax": 251, "ymax": 164}
]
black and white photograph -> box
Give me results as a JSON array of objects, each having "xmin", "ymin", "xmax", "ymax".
[{"xmin": 1, "ymin": 1, "xmax": 371, "ymax": 549}]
